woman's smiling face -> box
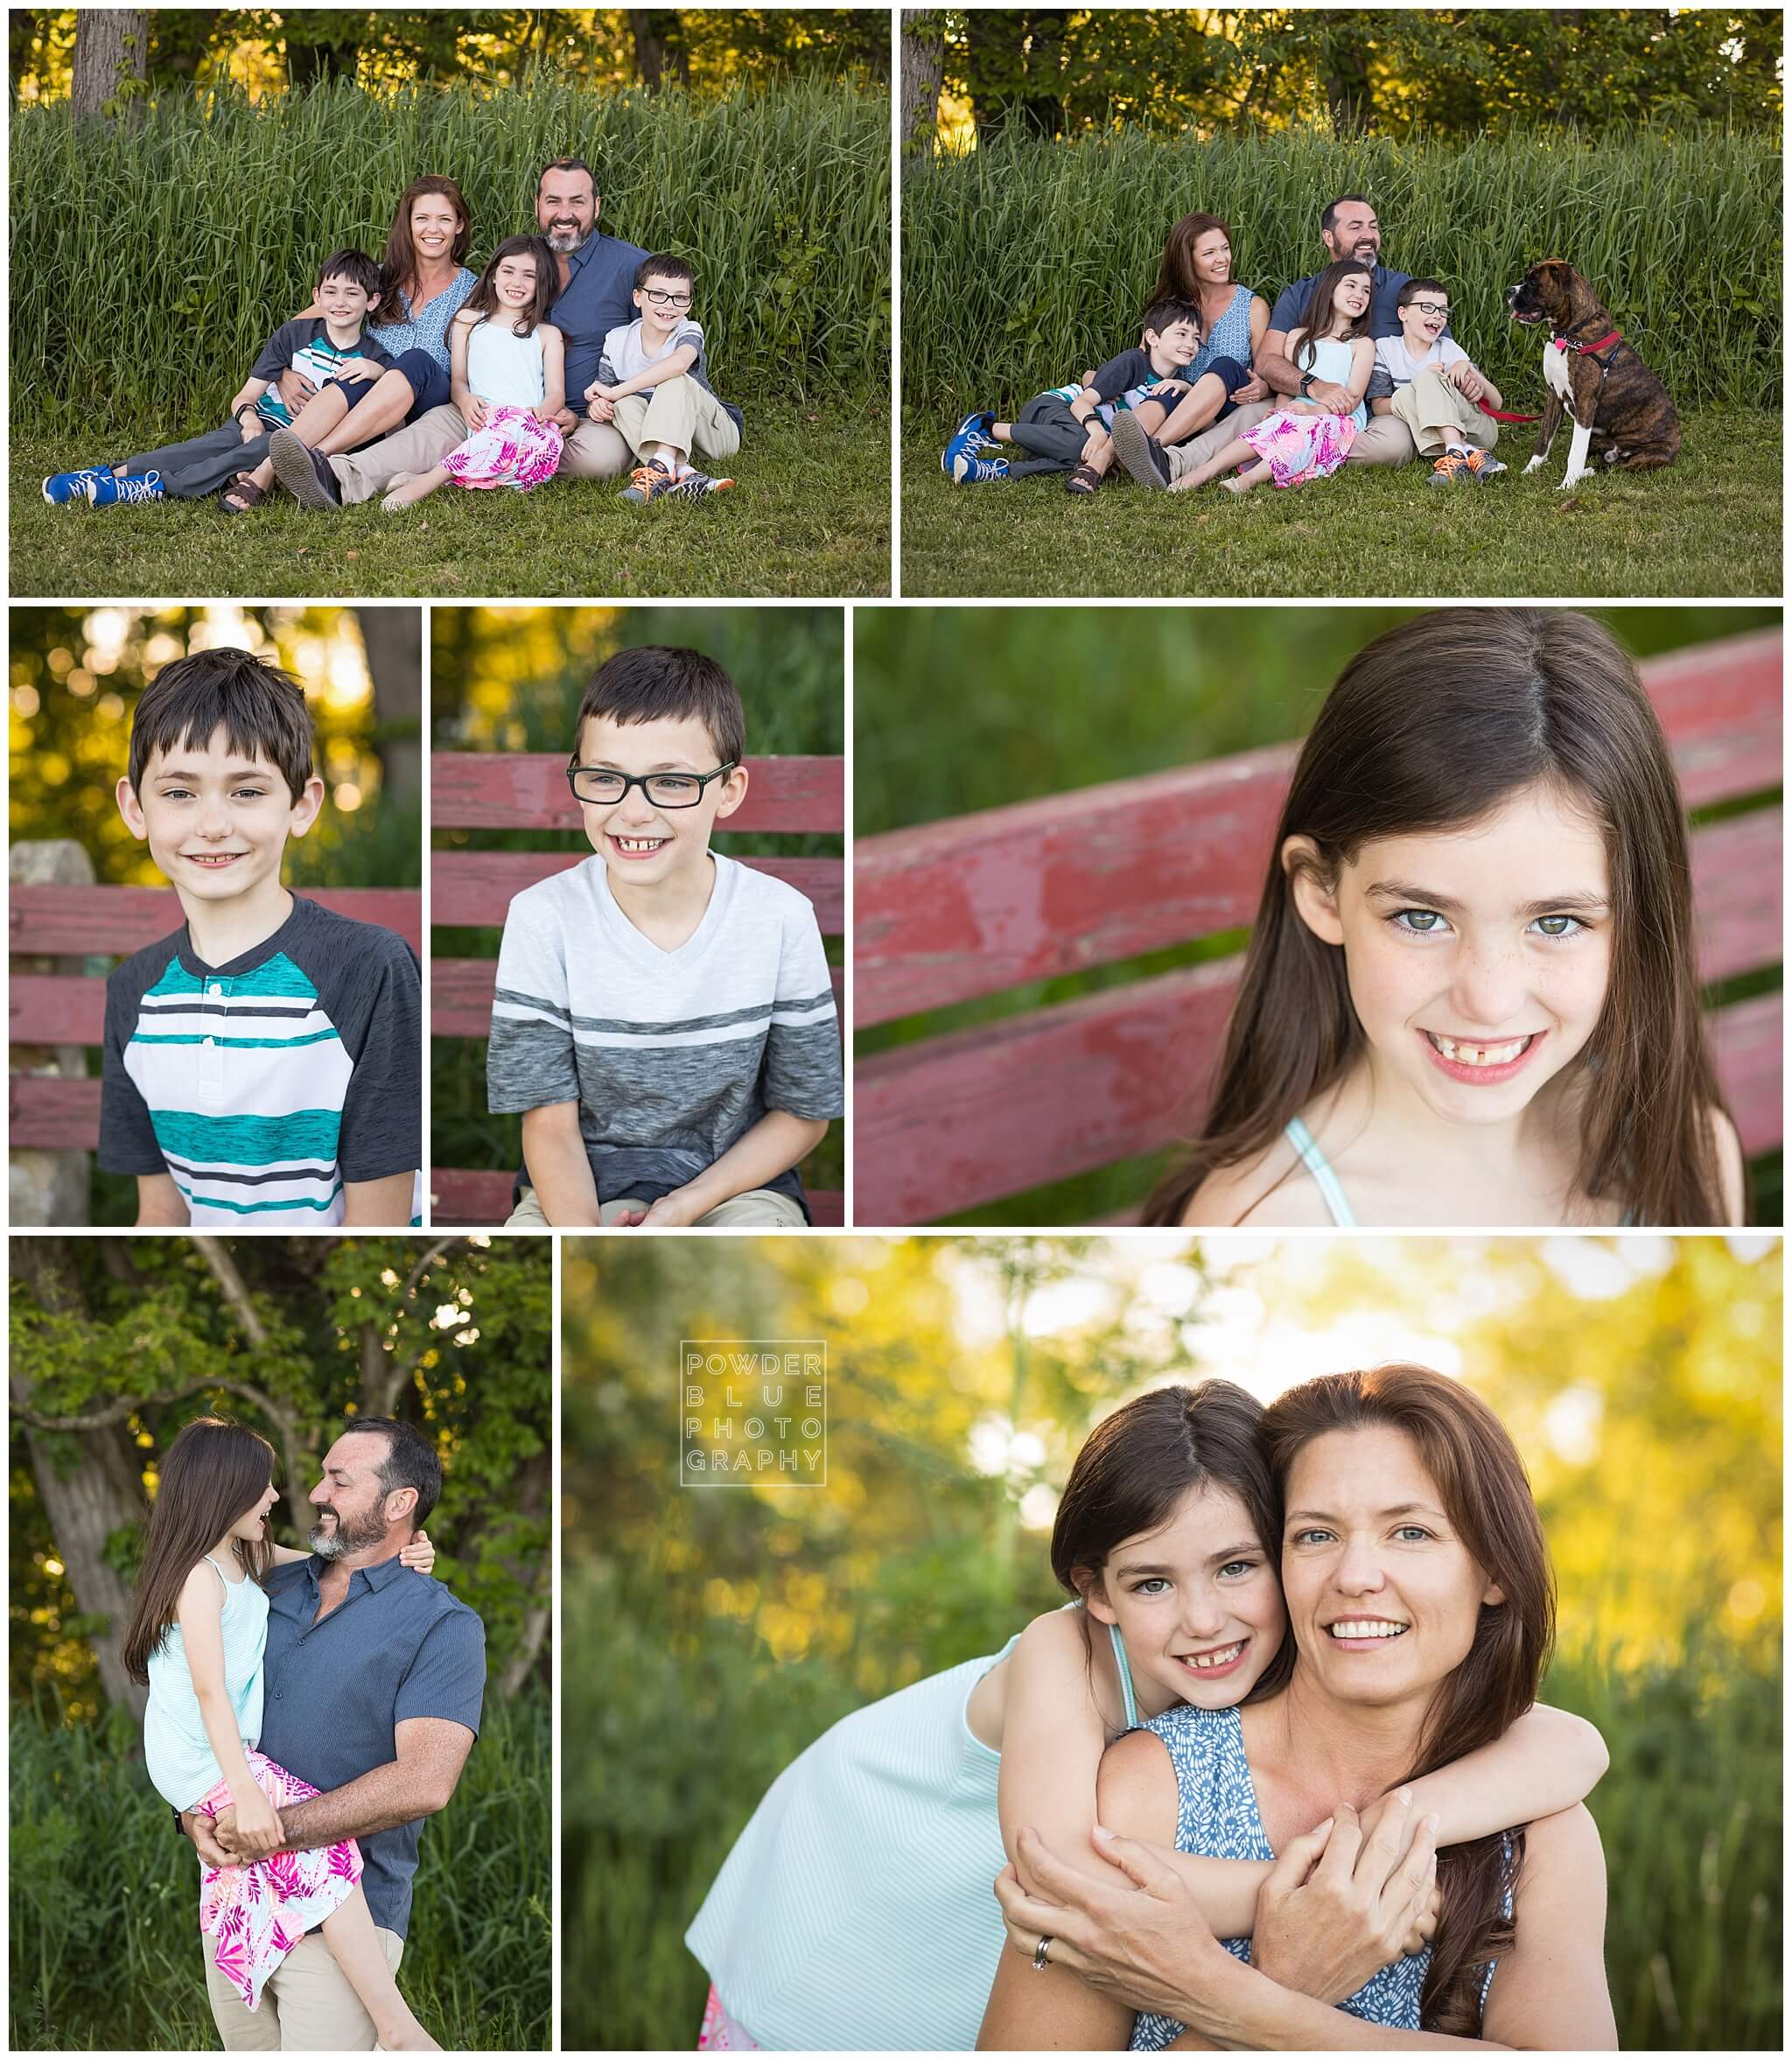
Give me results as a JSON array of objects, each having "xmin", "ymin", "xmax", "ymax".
[
  {"xmin": 1082, "ymin": 1479, "xmax": 1287, "ymax": 1711},
  {"xmin": 1192, "ymin": 228, "xmax": 1232, "ymax": 284},
  {"xmin": 1280, "ymin": 1423, "xmax": 1502, "ymax": 1710}
]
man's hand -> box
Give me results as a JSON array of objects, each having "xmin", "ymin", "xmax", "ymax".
[
  {"xmin": 993, "ymin": 1825, "xmax": 1232, "ymax": 2022},
  {"xmin": 182, "ymin": 1808, "xmax": 242, "ymax": 1869},
  {"xmin": 552, "ymin": 405, "xmax": 578, "ymax": 432},
  {"xmin": 276, "ymin": 368, "xmax": 316, "ymax": 417},
  {"xmin": 1305, "ymin": 378, "xmax": 1354, "ymax": 412},
  {"xmin": 1250, "ymin": 1797, "xmax": 1439, "ymax": 2005}
]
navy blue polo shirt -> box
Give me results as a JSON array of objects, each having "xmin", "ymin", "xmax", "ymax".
[
  {"xmin": 1270, "ymin": 263, "xmax": 1446, "ymax": 341},
  {"xmin": 259, "ymin": 1554, "xmax": 486, "ymax": 1937},
  {"xmin": 550, "ymin": 229, "xmax": 652, "ymax": 403}
]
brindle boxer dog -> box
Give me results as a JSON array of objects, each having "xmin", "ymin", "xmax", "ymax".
[{"xmin": 1506, "ymin": 259, "xmax": 1679, "ymax": 487}]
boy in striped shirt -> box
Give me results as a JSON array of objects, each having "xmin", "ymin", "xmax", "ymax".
[
  {"xmin": 99, "ymin": 648, "xmax": 421, "ymax": 1226},
  {"xmin": 486, "ymin": 646, "xmax": 841, "ymax": 1226}
]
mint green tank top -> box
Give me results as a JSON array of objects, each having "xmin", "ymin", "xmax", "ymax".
[
  {"xmin": 142, "ymin": 1552, "xmax": 269, "ymax": 1811},
  {"xmin": 685, "ymin": 1613, "xmax": 1139, "ymax": 2050}
]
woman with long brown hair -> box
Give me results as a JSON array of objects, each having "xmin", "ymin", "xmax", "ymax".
[
  {"xmin": 124, "ymin": 1416, "xmax": 440, "ymax": 2048},
  {"xmin": 991, "ymin": 1364, "xmax": 1617, "ymax": 2048},
  {"xmin": 1146, "ymin": 608, "xmax": 1743, "ymax": 1228},
  {"xmin": 685, "ymin": 1382, "xmax": 1604, "ymax": 2051},
  {"xmin": 225, "ymin": 174, "xmax": 478, "ymax": 510},
  {"xmin": 1124, "ymin": 212, "xmax": 1272, "ymax": 456}
]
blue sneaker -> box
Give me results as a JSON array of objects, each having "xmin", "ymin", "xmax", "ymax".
[
  {"xmin": 942, "ymin": 411, "xmax": 997, "ymax": 475},
  {"xmin": 85, "ymin": 470, "xmax": 164, "ymax": 508},
  {"xmin": 42, "ymin": 466, "xmax": 108, "ymax": 505},
  {"xmin": 951, "ymin": 452, "xmax": 1010, "ymax": 484}
]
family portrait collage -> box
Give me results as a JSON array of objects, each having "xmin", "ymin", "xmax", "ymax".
[{"xmin": 4, "ymin": 6, "xmax": 1784, "ymax": 2057}]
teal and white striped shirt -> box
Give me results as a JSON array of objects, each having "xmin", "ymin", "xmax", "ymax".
[{"xmin": 100, "ymin": 896, "xmax": 421, "ymax": 1224}]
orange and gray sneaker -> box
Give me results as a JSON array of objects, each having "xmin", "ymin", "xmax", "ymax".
[
  {"xmin": 670, "ymin": 467, "xmax": 735, "ymax": 500},
  {"xmin": 618, "ymin": 459, "xmax": 680, "ymax": 505},
  {"xmin": 1429, "ymin": 447, "xmax": 1507, "ymax": 486}
]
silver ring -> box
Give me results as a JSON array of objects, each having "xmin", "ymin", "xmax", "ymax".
[{"xmin": 1032, "ymin": 1933, "xmax": 1054, "ymax": 1972}]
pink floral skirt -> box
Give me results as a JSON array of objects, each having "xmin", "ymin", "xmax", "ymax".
[
  {"xmin": 698, "ymin": 1983, "xmax": 761, "ymax": 2049},
  {"xmin": 1241, "ymin": 407, "xmax": 1360, "ymax": 487},
  {"xmin": 440, "ymin": 403, "xmax": 564, "ymax": 492},
  {"xmin": 195, "ymin": 1748, "xmax": 362, "ymax": 2012}
]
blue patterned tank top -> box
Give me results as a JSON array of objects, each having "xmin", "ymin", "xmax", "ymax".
[
  {"xmin": 1190, "ymin": 285, "xmax": 1255, "ymax": 381},
  {"xmin": 1129, "ymin": 1704, "xmax": 1447, "ymax": 2046}
]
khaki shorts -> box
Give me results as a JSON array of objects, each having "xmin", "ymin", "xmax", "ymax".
[
  {"xmin": 205, "ymin": 1923, "xmax": 402, "ymax": 2051},
  {"xmin": 503, "ymin": 1185, "xmax": 807, "ymax": 1229}
]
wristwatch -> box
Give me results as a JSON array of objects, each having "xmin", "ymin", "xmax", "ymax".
[{"xmin": 1298, "ymin": 372, "xmax": 1314, "ymax": 397}]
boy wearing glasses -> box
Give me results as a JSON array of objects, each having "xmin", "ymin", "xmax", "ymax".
[
  {"xmin": 582, "ymin": 254, "xmax": 743, "ymax": 505},
  {"xmin": 486, "ymin": 647, "xmax": 840, "ymax": 1228},
  {"xmin": 1373, "ymin": 277, "xmax": 1508, "ymax": 484}
]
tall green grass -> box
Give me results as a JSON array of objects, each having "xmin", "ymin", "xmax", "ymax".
[
  {"xmin": 564, "ymin": 1556, "xmax": 1782, "ymax": 2051},
  {"xmin": 11, "ymin": 74, "xmax": 888, "ymax": 439},
  {"xmin": 10, "ymin": 1685, "xmax": 550, "ymax": 2051},
  {"xmin": 903, "ymin": 124, "xmax": 1781, "ymax": 413}
]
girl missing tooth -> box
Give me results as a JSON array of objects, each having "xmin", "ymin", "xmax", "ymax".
[{"xmin": 1147, "ymin": 608, "xmax": 1745, "ymax": 1229}]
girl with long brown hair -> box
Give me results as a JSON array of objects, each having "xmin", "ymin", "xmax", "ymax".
[
  {"xmin": 1156, "ymin": 258, "xmax": 1375, "ymax": 494},
  {"xmin": 994, "ymin": 1364, "xmax": 1616, "ymax": 2048},
  {"xmin": 124, "ymin": 1416, "xmax": 440, "ymax": 2048},
  {"xmin": 683, "ymin": 1383, "xmax": 1605, "ymax": 2052},
  {"xmin": 1147, "ymin": 608, "xmax": 1743, "ymax": 1228}
]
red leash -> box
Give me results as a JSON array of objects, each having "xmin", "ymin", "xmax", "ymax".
[{"xmin": 1478, "ymin": 328, "xmax": 1625, "ymax": 425}]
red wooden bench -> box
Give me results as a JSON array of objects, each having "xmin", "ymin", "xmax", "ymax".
[
  {"xmin": 855, "ymin": 629, "xmax": 1783, "ymax": 1225},
  {"xmin": 430, "ymin": 752, "xmax": 845, "ymax": 1226},
  {"xmin": 9, "ymin": 879, "xmax": 422, "ymax": 1219}
]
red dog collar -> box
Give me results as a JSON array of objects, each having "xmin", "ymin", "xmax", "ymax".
[{"xmin": 1550, "ymin": 328, "xmax": 1622, "ymax": 356}]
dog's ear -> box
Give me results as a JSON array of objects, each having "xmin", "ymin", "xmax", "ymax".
[{"xmin": 1540, "ymin": 258, "xmax": 1573, "ymax": 288}]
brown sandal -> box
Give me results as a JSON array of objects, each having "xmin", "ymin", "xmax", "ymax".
[
  {"xmin": 1065, "ymin": 462, "xmax": 1103, "ymax": 495},
  {"xmin": 220, "ymin": 473, "xmax": 267, "ymax": 515}
]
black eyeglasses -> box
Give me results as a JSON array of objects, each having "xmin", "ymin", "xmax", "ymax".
[
  {"xmin": 1409, "ymin": 300, "xmax": 1450, "ymax": 318},
  {"xmin": 640, "ymin": 287, "xmax": 692, "ymax": 309},
  {"xmin": 565, "ymin": 762, "xmax": 737, "ymax": 808}
]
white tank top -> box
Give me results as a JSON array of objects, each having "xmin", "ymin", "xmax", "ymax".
[{"xmin": 466, "ymin": 319, "xmax": 546, "ymax": 409}]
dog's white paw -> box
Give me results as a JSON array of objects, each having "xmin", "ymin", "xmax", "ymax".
[
  {"xmin": 1523, "ymin": 455, "xmax": 1547, "ymax": 474},
  {"xmin": 1558, "ymin": 475, "xmax": 1588, "ymax": 491}
]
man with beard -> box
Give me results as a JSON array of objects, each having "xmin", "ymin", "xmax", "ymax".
[
  {"xmin": 1119, "ymin": 194, "xmax": 1432, "ymax": 487},
  {"xmin": 178, "ymin": 1419, "xmax": 486, "ymax": 2049},
  {"xmin": 273, "ymin": 158, "xmax": 647, "ymax": 508}
]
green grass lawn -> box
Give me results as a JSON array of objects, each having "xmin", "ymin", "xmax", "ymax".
[
  {"xmin": 900, "ymin": 410, "xmax": 1780, "ymax": 598},
  {"xmin": 14, "ymin": 403, "xmax": 891, "ymax": 599}
]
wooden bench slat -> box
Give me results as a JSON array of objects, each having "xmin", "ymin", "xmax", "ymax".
[
  {"xmin": 431, "ymin": 850, "xmax": 843, "ymax": 933},
  {"xmin": 9, "ymin": 886, "xmax": 422, "ymax": 956},
  {"xmin": 430, "ymin": 753, "xmax": 845, "ymax": 832},
  {"xmin": 856, "ymin": 633, "xmax": 1783, "ymax": 1027},
  {"xmin": 854, "ymin": 977, "xmax": 1783, "ymax": 1226},
  {"xmin": 857, "ymin": 789, "xmax": 1782, "ymax": 1031},
  {"xmin": 425, "ymin": 958, "xmax": 845, "ymax": 1041},
  {"xmin": 426, "ymin": 1167, "xmax": 844, "ymax": 1227},
  {"xmin": 9, "ymin": 1073, "xmax": 102, "ymax": 1147}
]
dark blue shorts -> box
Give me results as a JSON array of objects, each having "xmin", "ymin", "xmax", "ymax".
[{"xmin": 327, "ymin": 347, "xmax": 450, "ymax": 424}]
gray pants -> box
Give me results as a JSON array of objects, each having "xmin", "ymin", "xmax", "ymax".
[
  {"xmin": 1004, "ymin": 393, "xmax": 1090, "ymax": 479},
  {"xmin": 1165, "ymin": 398, "xmax": 1416, "ymax": 484},
  {"xmin": 117, "ymin": 421, "xmax": 277, "ymax": 500},
  {"xmin": 327, "ymin": 404, "xmax": 633, "ymax": 503}
]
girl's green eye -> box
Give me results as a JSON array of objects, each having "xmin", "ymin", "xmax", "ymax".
[
  {"xmin": 1219, "ymin": 1559, "xmax": 1258, "ymax": 1580},
  {"xmin": 1133, "ymin": 1577, "xmax": 1170, "ymax": 1596},
  {"xmin": 1393, "ymin": 909, "xmax": 1446, "ymax": 934},
  {"xmin": 1531, "ymin": 914, "xmax": 1583, "ymax": 938}
]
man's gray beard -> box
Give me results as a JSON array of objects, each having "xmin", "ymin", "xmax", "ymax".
[
  {"xmin": 309, "ymin": 1508, "xmax": 388, "ymax": 1559},
  {"xmin": 544, "ymin": 223, "xmax": 591, "ymax": 253}
]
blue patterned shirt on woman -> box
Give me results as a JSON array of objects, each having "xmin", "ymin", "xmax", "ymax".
[
  {"xmin": 369, "ymin": 266, "xmax": 478, "ymax": 373},
  {"xmin": 1189, "ymin": 284, "xmax": 1257, "ymax": 382},
  {"xmin": 1126, "ymin": 1705, "xmax": 1499, "ymax": 2047}
]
